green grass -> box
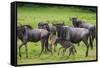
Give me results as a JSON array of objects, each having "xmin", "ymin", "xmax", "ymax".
[{"xmin": 17, "ymin": 6, "xmax": 97, "ymax": 65}]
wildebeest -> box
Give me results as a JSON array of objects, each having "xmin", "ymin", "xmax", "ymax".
[
  {"xmin": 70, "ymin": 17, "xmax": 96, "ymax": 49},
  {"xmin": 57, "ymin": 38, "xmax": 77, "ymax": 56},
  {"xmin": 53, "ymin": 24, "xmax": 90, "ymax": 57},
  {"xmin": 17, "ymin": 24, "xmax": 51, "ymax": 59},
  {"xmin": 38, "ymin": 22, "xmax": 57, "ymax": 53},
  {"xmin": 53, "ymin": 23, "xmax": 65, "ymax": 38}
]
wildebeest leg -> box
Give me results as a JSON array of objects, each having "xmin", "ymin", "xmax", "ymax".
[
  {"xmin": 19, "ymin": 43, "xmax": 24, "ymax": 59},
  {"xmin": 89, "ymin": 35, "xmax": 93, "ymax": 50},
  {"xmin": 92, "ymin": 36, "xmax": 95, "ymax": 42},
  {"xmin": 91, "ymin": 33, "xmax": 95, "ymax": 46},
  {"xmin": 83, "ymin": 37, "xmax": 89, "ymax": 57},
  {"xmin": 85, "ymin": 43, "xmax": 89, "ymax": 57},
  {"xmin": 39, "ymin": 39, "xmax": 44, "ymax": 57},
  {"xmin": 72, "ymin": 48, "xmax": 74, "ymax": 56},
  {"xmin": 25, "ymin": 44, "xmax": 28, "ymax": 59},
  {"xmin": 45, "ymin": 37, "xmax": 53, "ymax": 55},
  {"xmin": 89, "ymin": 30, "xmax": 94, "ymax": 50},
  {"xmin": 62, "ymin": 48, "xmax": 66, "ymax": 56},
  {"xmin": 92, "ymin": 26, "xmax": 96, "ymax": 43},
  {"xmin": 74, "ymin": 46, "xmax": 77, "ymax": 53},
  {"xmin": 49, "ymin": 43, "xmax": 53, "ymax": 54},
  {"xmin": 69, "ymin": 47, "xmax": 73, "ymax": 56},
  {"xmin": 69, "ymin": 47, "xmax": 75, "ymax": 56},
  {"xmin": 58, "ymin": 47, "xmax": 63, "ymax": 55},
  {"xmin": 44, "ymin": 41, "xmax": 48, "ymax": 54},
  {"xmin": 54, "ymin": 43, "xmax": 57, "ymax": 52}
]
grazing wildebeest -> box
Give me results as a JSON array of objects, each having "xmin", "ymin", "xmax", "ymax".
[
  {"xmin": 38, "ymin": 22, "xmax": 57, "ymax": 53},
  {"xmin": 70, "ymin": 17, "xmax": 96, "ymax": 49},
  {"xmin": 57, "ymin": 38, "xmax": 77, "ymax": 56},
  {"xmin": 54, "ymin": 24, "xmax": 90, "ymax": 57},
  {"xmin": 17, "ymin": 24, "xmax": 51, "ymax": 59}
]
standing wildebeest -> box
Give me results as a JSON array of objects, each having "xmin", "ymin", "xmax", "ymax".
[
  {"xmin": 57, "ymin": 38, "xmax": 77, "ymax": 56},
  {"xmin": 17, "ymin": 24, "xmax": 51, "ymax": 59},
  {"xmin": 54, "ymin": 24, "xmax": 90, "ymax": 57},
  {"xmin": 38, "ymin": 22, "xmax": 57, "ymax": 53},
  {"xmin": 70, "ymin": 17, "xmax": 96, "ymax": 49}
]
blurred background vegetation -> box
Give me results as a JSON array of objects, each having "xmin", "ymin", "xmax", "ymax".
[{"xmin": 17, "ymin": 3, "xmax": 97, "ymax": 12}]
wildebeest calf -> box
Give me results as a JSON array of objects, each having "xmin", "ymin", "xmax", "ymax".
[
  {"xmin": 38, "ymin": 22, "xmax": 57, "ymax": 53},
  {"xmin": 57, "ymin": 38, "xmax": 77, "ymax": 56}
]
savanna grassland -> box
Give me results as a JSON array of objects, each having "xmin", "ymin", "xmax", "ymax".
[{"xmin": 17, "ymin": 4, "xmax": 97, "ymax": 65}]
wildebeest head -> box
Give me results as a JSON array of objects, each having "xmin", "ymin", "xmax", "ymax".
[
  {"xmin": 71, "ymin": 17, "xmax": 77, "ymax": 20},
  {"xmin": 53, "ymin": 23, "xmax": 65, "ymax": 38},
  {"xmin": 17, "ymin": 25, "xmax": 24, "ymax": 38},
  {"xmin": 17, "ymin": 25, "xmax": 32, "ymax": 38},
  {"xmin": 38, "ymin": 22, "xmax": 50, "ymax": 31},
  {"xmin": 70, "ymin": 17, "xmax": 82, "ymax": 27},
  {"xmin": 53, "ymin": 23, "xmax": 65, "ymax": 31}
]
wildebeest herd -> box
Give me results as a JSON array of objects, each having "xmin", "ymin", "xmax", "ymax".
[{"xmin": 17, "ymin": 17, "xmax": 96, "ymax": 59}]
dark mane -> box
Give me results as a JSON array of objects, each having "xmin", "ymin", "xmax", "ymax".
[{"xmin": 22, "ymin": 25, "xmax": 33, "ymax": 29}]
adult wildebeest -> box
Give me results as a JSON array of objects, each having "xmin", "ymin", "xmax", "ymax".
[
  {"xmin": 70, "ymin": 17, "xmax": 96, "ymax": 49},
  {"xmin": 38, "ymin": 22, "xmax": 57, "ymax": 53},
  {"xmin": 17, "ymin": 24, "xmax": 51, "ymax": 59},
  {"xmin": 53, "ymin": 24, "xmax": 90, "ymax": 57}
]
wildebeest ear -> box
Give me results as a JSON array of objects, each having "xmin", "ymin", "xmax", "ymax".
[{"xmin": 38, "ymin": 22, "xmax": 43, "ymax": 27}]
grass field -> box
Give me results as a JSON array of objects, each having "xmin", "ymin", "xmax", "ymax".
[{"xmin": 17, "ymin": 5, "xmax": 97, "ymax": 65}]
